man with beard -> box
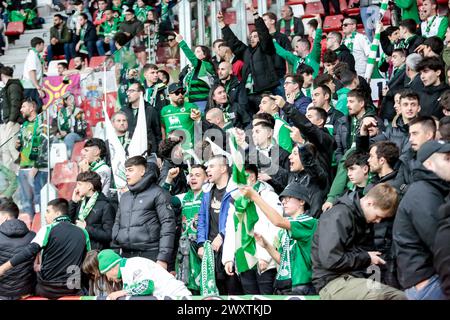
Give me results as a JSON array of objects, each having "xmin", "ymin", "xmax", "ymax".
[
  {"xmin": 47, "ymin": 14, "xmax": 72, "ymax": 62},
  {"xmin": 111, "ymin": 111, "xmax": 130, "ymax": 154}
]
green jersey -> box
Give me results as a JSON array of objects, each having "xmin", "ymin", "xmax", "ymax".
[
  {"xmin": 160, "ymin": 102, "xmax": 198, "ymax": 149},
  {"xmin": 18, "ymin": 119, "xmax": 38, "ymax": 168},
  {"xmin": 275, "ymin": 214, "xmax": 317, "ymax": 289}
]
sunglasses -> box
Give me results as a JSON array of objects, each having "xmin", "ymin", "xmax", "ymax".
[
  {"xmin": 168, "ymin": 38, "xmax": 175, "ymax": 41},
  {"xmin": 342, "ymin": 23, "xmax": 354, "ymax": 27},
  {"xmin": 171, "ymin": 90, "xmax": 184, "ymax": 95}
]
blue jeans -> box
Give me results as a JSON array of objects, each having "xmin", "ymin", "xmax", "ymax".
[
  {"xmin": 405, "ymin": 275, "xmax": 447, "ymax": 300},
  {"xmin": 64, "ymin": 132, "xmax": 82, "ymax": 158},
  {"xmin": 360, "ymin": 5, "xmax": 380, "ymax": 43},
  {"xmin": 96, "ymin": 39, "xmax": 116, "ymax": 55},
  {"xmin": 47, "ymin": 43, "xmax": 72, "ymax": 62},
  {"xmin": 33, "ymin": 171, "xmax": 48, "ymax": 214},
  {"xmin": 18, "ymin": 169, "xmax": 35, "ymax": 217}
]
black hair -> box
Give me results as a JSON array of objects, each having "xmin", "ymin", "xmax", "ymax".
[
  {"xmin": 392, "ymin": 48, "xmax": 407, "ymax": 57},
  {"xmin": 124, "ymin": 155, "xmax": 148, "ymax": 168},
  {"xmin": 244, "ymin": 164, "xmax": 259, "ymax": 179},
  {"xmin": 370, "ymin": 141, "xmax": 400, "ymax": 169},
  {"xmin": 423, "ymin": 36, "xmax": 444, "ymax": 56},
  {"xmin": 438, "ymin": 116, "xmax": 450, "ymax": 140},
  {"xmin": 416, "ymin": 57, "xmax": 445, "ymax": 83},
  {"xmin": 284, "ymin": 73, "xmax": 303, "ymax": 87},
  {"xmin": 384, "ymin": 26, "xmax": 399, "ymax": 37},
  {"xmin": 158, "ymin": 137, "xmax": 182, "ymax": 159},
  {"xmin": 157, "ymin": 69, "xmax": 170, "ymax": 84},
  {"xmin": 57, "ymin": 62, "xmax": 69, "ymax": 69},
  {"xmin": 336, "ymin": 69, "xmax": 357, "ymax": 87},
  {"xmin": 48, "ymin": 198, "xmax": 69, "ymax": 216},
  {"xmin": 409, "ymin": 116, "xmax": 437, "ymax": 137},
  {"xmin": 439, "ymin": 89, "xmax": 450, "ymax": 112},
  {"xmin": 314, "ymin": 73, "xmax": 334, "ymax": 88},
  {"xmin": 344, "ymin": 152, "xmax": 369, "ymax": 169},
  {"xmin": 114, "ymin": 32, "xmax": 129, "ymax": 46},
  {"xmin": 84, "ymin": 138, "xmax": 107, "ymax": 160},
  {"xmin": 79, "ymin": 13, "xmax": 89, "ymax": 21},
  {"xmin": 0, "ymin": 66, "xmax": 13, "ymax": 77},
  {"xmin": 307, "ymin": 19, "xmax": 318, "ymax": 30},
  {"xmin": 54, "ymin": 14, "xmax": 64, "ymax": 20},
  {"xmin": 328, "ymin": 31, "xmax": 342, "ymax": 43},
  {"xmin": 308, "ymin": 107, "xmax": 328, "ymax": 124},
  {"xmin": 314, "ymin": 84, "xmax": 332, "ymax": 102},
  {"xmin": 253, "ymin": 112, "xmax": 276, "ymax": 130},
  {"xmin": 30, "ymin": 37, "xmax": 44, "ymax": 48},
  {"xmin": 262, "ymin": 12, "xmax": 277, "ymax": 23},
  {"xmin": 297, "ymin": 64, "xmax": 314, "ymax": 76},
  {"xmin": 76, "ymin": 171, "xmax": 103, "ymax": 193},
  {"xmin": 0, "ymin": 198, "xmax": 19, "ymax": 219},
  {"xmin": 196, "ymin": 45, "xmax": 212, "ymax": 62},
  {"xmin": 399, "ymin": 89, "xmax": 420, "ymax": 104},
  {"xmin": 143, "ymin": 63, "xmax": 159, "ymax": 72},
  {"xmin": 399, "ymin": 19, "xmax": 417, "ymax": 34},
  {"xmin": 323, "ymin": 49, "xmax": 338, "ymax": 64},
  {"xmin": 191, "ymin": 164, "xmax": 207, "ymax": 172}
]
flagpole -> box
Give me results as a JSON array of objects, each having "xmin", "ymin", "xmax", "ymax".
[{"xmin": 103, "ymin": 63, "xmax": 108, "ymax": 141}]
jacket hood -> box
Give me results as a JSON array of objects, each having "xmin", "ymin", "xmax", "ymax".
[
  {"xmin": 4, "ymin": 78, "xmax": 23, "ymax": 89},
  {"xmin": 412, "ymin": 165, "xmax": 450, "ymax": 194},
  {"xmin": 392, "ymin": 115, "xmax": 408, "ymax": 131},
  {"xmin": 424, "ymin": 82, "xmax": 448, "ymax": 95},
  {"xmin": 0, "ymin": 219, "xmax": 30, "ymax": 238},
  {"xmin": 128, "ymin": 162, "xmax": 160, "ymax": 194},
  {"xmin": 336, "ymin": 191, "xmax": 366, "ymax": 222}
]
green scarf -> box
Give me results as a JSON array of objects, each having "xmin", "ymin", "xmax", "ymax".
[
  {"xmin": 57, "ymin": 107, "xmax": 70, "ymax": 132},
  {"xmin": 78, "ymin": 192, "xmax": 99, "ymax": 221},
  {"xmin": 200, "ymin": 241, "xmax": 219, "ymax": 296},
  {"xmin": 345, "ymin": 31, "xmax": 357, "ymax": 53},
  {"xmin": 280, "ymin": 18, "xmax": 295, "ymax": 36},
  {"xmin": 31, "ymin": 47, "xmax": 45, "ymax": 68},
  {"xmin": 54, "ymin": 215, "xmax": 72, "ymax": 223},
  {"xmin": 90, "ymin": 159, "xmax": 107, "ymax": 172},
  {"xmin": 79, "ymin": 27, "xmax": 88, "ymax": 55},
  {"xmin": 276, "ymin": 226, "xmax": 293, "ymax": 284}
]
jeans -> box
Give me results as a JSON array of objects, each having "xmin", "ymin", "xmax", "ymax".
[
  {"xmin": 405, "ymin": 274, "xmax": 447, "ymax": 300},
  {"xmin": 33, "ymin": 170, "xmax": 48, "ymax": 214},
  {"xmin": 47, "ymin": 43, "xmax": 72, "ymax": 62},
  {"xmin": 18, "ymin": 169, "xmax": 35, "ymax": 217},
  {"xmin": 64, "ymin": 132, "xmax": 82, "ymax": 158},
  {"xmin": 360, "ymin": 5, "xmax": 380, "ymax": 43},
  {"xmin": 96, "ymin": 39, "xmax": 116, "ymax": 56},
  {"xmin": 240, "ymin": 268, "xmax": 276, "ymax": 294}
]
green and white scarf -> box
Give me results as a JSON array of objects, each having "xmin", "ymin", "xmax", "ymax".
[
  {"xmin": 31, "ymin": 47, "xmax": 45, "ymax": 69},
  {"xmin": 345, "ymin": 31, "xmax": 357, "ymax": 53},
  {"xmin": 78, "ymin": 191, "xmax": 99, "ymax": 221},
  {"xmin": 57, "ymin": 107, "xmax": 71, "ymax": 132},
  {"xmin": 280, "ymin": 18, "xmax": 295, "ymax": 36},
  {"xmin": 276, "ymin": 228, "xmax": 292, "ymax": 285},
  {"xmin": 200, "ymin": 240, "xmax": 219, "ymax": 296},
  {"xmin": 90, "ymin": 159, "xmax": 107, "ymax": 172},
  {"xmin": 79, "ymin": 27, "xmax": 88, "ymax": 55}
]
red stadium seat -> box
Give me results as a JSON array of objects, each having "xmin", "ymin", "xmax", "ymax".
[
  {"xmin": 71, "ymin": 140, "xmax": 86, "ymax": 163},
  {"xmin": 304, "ymin": 2, "xmax": 324, "ymax": 17},
  {"xmin": 89, "ymin": 56, "xmax": 107, "ymax": 68},
  {"xmin": 346, "ymin": 7, "xmax": 360, "ymax": 16},
  {"xmin": 51, "ymin": 161, "xmax": 79, "ymax": 185},
  {"xmin": 323, "ymin": 15, "xmax": 344, "ymax": 32},
  {"xmin": 56, "ymin": 182, "xmax": 77, "ymax": 201},
  {"xmin": 286, "ymin": 0, "xmax": 305, "ymax": 5},
  {"xmin": 5, "ymin": 22, "xmax": 24, "ymax": 36}
]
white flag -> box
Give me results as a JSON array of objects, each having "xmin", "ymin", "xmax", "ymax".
[
  {"xmin": 102, "ymin": 102, "xmax": 127, "ymax": 189},
  {"xmin": 128, "ymin": 93, "xmax": 148, "ymax": 157}
]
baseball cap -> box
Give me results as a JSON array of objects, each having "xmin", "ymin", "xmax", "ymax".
[
  {"xmin": 168, "ymin": 83, "xmax": 184, "ymax": 94},
  {"xmin": 417, "ymin": 140, "xmax": 450, "ymax": 163}
]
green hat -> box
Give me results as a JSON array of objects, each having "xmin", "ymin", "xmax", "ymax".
[{"xmin": 98, "ymin": 249, "xmax": 122, "ymax": 274}]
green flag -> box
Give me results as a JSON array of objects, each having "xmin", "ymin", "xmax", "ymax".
[{"xmin": 229, "ymin": 132, "xmax": 259, "ymax": 273}]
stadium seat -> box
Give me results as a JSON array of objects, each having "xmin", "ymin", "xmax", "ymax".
[
  {"xmin": 89, "ymin": 55, "xmax": 107, "ymax": 68},
  {"xmin": 291, "ymin": 4, "xmax": 304, "ymax": 17},
  {"xmin": 286, "ymin": 0, "xmax": 305, "ymax": 5},
  {"xmin": 51, "ymin": 161, "xmax": 79, "ymax": 185},
  {"xmin": 56, "ymin": 182, "xmax": 77, "ymax": 201},
  {"xmin": 71, "ymin": 140, "xmax": 86, "ymax": 162},
  {"xmin": 47, "ymin": 59, "xmax": 68, "ymax": 76},
  {"xmin": 346, "ymin": 7, "xmax": 360, "ymax": 16},
  {"xmin": 323, "ymin": 15, "xmax": 344, "ymax": 33},
  {"xmin": 5, "ymin": 22, "xmax": 24, "ymax": 36},
  {"xmin": 304, "ymin": 2, "xmax": 324, "ymax": 17}
]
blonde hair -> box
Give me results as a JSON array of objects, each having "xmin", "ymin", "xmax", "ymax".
[{"xmin": 366, "ymin": 183, "xmax": 399, "ymax": 217}]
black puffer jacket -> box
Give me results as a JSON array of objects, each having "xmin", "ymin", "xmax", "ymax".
[
  {"xmin": 393, "ymin": 166, "xmax": 450, "ymax": 289},
  {"xmin": 335, "ymin": 107, "xmax": 381, "ymax": 162},
  {"xmin": 271, "ymin": 31, "xmax": 291, "ymax": 79},
  {"xmin": 434, "ymin": 197, "xmax": 450, "ymax": 298},
  {"xmin": 69, "ymin": 192, "xmax": 116, "ymax": 250},
  {"xmin": 283, "ymin": 102, "xmax": 336, "ymax": 189},
  {"xmin": 112, "ymin": 163, "xmax": 176, "ymax": 262},
  {"xmin": 0, "ymin": 219, "xmax": 36, "ymax": 297},
  {"xmin": 0, "ymin": 79, "xmax": 23, "ymax": 124},
  {"xmin": 380, "ymin": 67, "xmax": 407, "ymax": 122},
  {"xmin": 419, "ymin": 82, "xmax": 449, "ymax": 119},
  {"xmin": 334, "ymin": 44, "xmax": 355, "ymax": 72},
  {"xmin": 222, "ymin": 16, "xmax": 279, "ymax": 93},
  {"xmin": 311, "ymin": 192, "xmax": 373, "ymax": 292}
]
